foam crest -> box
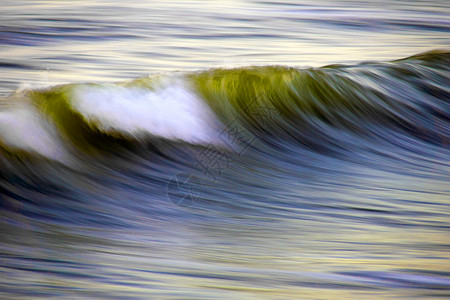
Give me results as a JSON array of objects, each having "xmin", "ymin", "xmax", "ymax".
[
  {"xmin": 0, "ymin": 106, "xmax": 69, "ymax": 163},
  {"xmin": 71, "ymin": 80, "xmax": 223, "ymax": 144}
]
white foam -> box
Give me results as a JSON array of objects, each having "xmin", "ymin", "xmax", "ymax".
[
  {"xmin": 0, "ymin": 106, "xmax": 69, "ymax": 163},
  {"xmin": 71, "ymin": 79, "xmax": 223, "ymax": 144}
]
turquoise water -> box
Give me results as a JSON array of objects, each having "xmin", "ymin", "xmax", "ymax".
[{"xmin": 0, "ymin": 1, "xmax": 449, "ymax": 299}]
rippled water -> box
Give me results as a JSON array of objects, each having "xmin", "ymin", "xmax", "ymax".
[{"xmin": 0, "ymin": 1, "xmax": 449, "ymax": 299}]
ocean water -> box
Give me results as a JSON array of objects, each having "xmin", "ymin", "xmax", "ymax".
[{"xmin": 0, "ymin": 1, "xmax": 449, "ymax": 299}]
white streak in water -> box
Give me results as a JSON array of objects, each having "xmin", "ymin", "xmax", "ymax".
[
  {"xmin": 0, "ymin": 106, "xmax": 69, "ymax": 163},
  {"xmin": 71, "ymin": 79, "xmax": 224, "ymax": 145}
]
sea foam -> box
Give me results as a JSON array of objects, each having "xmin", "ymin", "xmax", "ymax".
[
  {"xmin": 0, "ymin": 106, "xmax": 69, "ymax": 163},
  {"xmin": 71, "ymin": 79, "xmax": 223, "ymax": 145}
]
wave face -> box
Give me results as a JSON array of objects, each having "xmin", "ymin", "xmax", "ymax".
[{"xmin": 1, "ymin": 51, "xmax": 450, "ymax": 298}]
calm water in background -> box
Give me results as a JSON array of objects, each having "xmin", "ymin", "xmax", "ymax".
[
  {"xmin": 1, "ymin": 0, "xmax": 449, "ymax": 93},
  {"xmin": 0, "ymin": 0, "xmax": 449, "ymax": 299}
]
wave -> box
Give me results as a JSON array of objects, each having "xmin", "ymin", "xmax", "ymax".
[
  {"xmin": 0, "ymin": 50, "xmax": 448, "ymax": 162},
  {"xmin": 1, "ymin": 51, "xmax": 449, "ymax": 296}
]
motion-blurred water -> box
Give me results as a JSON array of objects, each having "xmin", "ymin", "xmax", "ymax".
[{"xmin": 0, "ymin": 1, "xmax": 449, "ymax": 299}]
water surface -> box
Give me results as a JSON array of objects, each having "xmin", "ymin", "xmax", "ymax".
[{"xmin": 0, "ymin": 1, "xmax": 449, "ymax": 299}]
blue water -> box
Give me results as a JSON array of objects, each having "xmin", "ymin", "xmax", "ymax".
[{"xmin": 0, "ymin": 1, "xmax": 449, "ymax": 299}]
